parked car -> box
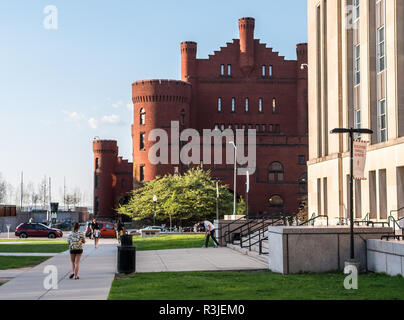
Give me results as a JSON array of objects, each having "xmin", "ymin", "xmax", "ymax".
[
  {"xmin": 58, "ymin": 221, "xmax": 72, "ymax": 230},
  {"xmin": 182, "ymin": 226, "xmax": 194, "ymax": 233},
  {"xmin": 144, "ymin": 226, "xmax": 168, "ymax": 233},
  {"xmin": 15, "ymin": 223, "xmax": 63, "ymax": 239}
]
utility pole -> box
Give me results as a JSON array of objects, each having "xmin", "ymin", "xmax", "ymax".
[
  {"xmin": 64, "ymin": 176, "xmax": 66, "ymax": 210},
  {"xmin": 20, "ymin": 171, "xmax": 23, "ymax": 209}
]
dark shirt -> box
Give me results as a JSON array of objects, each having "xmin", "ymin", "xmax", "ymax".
[
  {"xmin": 91, "ymin": 222, "xmax": 100, "ymax": 230},
  {"xmin": 117, "ymin": 222, "xmax": 124, "ymax": 232}
]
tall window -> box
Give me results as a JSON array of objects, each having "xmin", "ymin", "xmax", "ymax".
[
  {"xmin": 220, "ymin": 64, "xmax": 225, "ymax": 76},
  {"xmin": 259, "ymin": 98, "xmax": 263, "ymax": 112},
  {"xmin": 227, "ymin": 64, "xmax": 232, "ymax": 76},
  {"xmin": 377, "ymin": 26, "xmax": 385, "ymax": 73},
  {"xmin": 299, "ymin": 173, "xmax": 307, "ymax": 193},
  {"xmin": 268, "ymin": 162, "xmax": 284, "ymax": 183},
  {"xmin": 94, "ymin": 197, "xmax": 99, "ymax": 215},
  {"xmin": 139, "ymin": 165, "xmax": 145, "ymax": 182},
  {"xmin": 94, "ymin": 174, "xmax": 99, "ymax": 189},
  {"xmin": 262, "ymin": 65, "xmax": 266, "ymax": 77},
  {"xmin": 269, "ymin": 65, "xmax": 273, "ymax": 77},
  {"xmin": 245, "ymin": 98, "xmax": 249, "ymax": 112},
  {"xmin": 95, "ymin": 158, "xmax": 99, "ymax": 169},
  {"xmin": 354, "ymin": 0, "xmax": 360, "ymax": 20},
  {"xmin": 140, "ymin": 132, "xmax": 145, "ymax": 150},
  {"xmin": 378, "ymin": 99, "xmax": 387, "ymax": 142},
  {"xmin": 231, "ymin": 98, "xmax": 236, "ymax": 112},
  {"xmin": 354, "ymin": 44, "xmax": 360, "ymax": 85},
  {"xmin": 140, "ymin": 108, "xmax": 145, "ymax": 125},
  {"xmin": 272, "ymin": 98, "xmax": 277, "ymax": 113},
  {"xmin": 217, "ymin": 98, "xmax": 222, "ymax": 112},
  {"xmin": 354, "ymin": 109, "xmax": 361, "ymax": 129},
  {"xmin": 180, "ymin": 109, "xmax": 185, "ymax": 126}
]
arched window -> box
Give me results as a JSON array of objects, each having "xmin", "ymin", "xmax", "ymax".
[
  {"xmin": 259, "ymin": 98, "xmax": 263, "ymax": 112},
  {"xmin": 299, "ymin": 173, "xmax": 307, "ymax": 193},
  {"xmin": 268, "ymin": 162, "xmax": 284, "ymax": 183},
  {"xmin": 245, "ymin": 98, "xmax": 249, "ymax": 112},
  {"xmin": 140, "ymin": 108, "xmax": 146, "ymax": 125},
  {"xmin": 220, "ymin": 64, "xmax": 225, "ymax": 76},
  {"xmin": 269, "ymin": 195, "xmax": 284, "ymax": 207},
  {"xmin": 231, "ymin": 98, "xmax": 236, "ymax": 112},
  {"xmin": 227, "ymin": 64, "xmax": 232, "ymax": 76},
  {"xmin": 218, "ymin": 98, "xmax": 222, "ymax": 112},
  {"xmin": 180, "ymin": 109, "xmax": 186, "ymax": 126},
  {"xmin": 262, "ymin": 65, "xmax": 266, "ymax": 77},
  {"xmin": 269, "ymin": 65, "xmax": 273, "ymax": 77}
]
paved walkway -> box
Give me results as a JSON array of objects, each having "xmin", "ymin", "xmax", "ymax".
[
  {"xmin": 136, "ymin": 248, "xmax": 268, "ymax": 273},
  {"xmin": 0, "ymin": 252, "xmax": 58, "ymax": 257},
  {"xmin": 0, "ymin": 239, "xmax": 117, "ymax": 300},
  {"xmin": 0, "ymin": 242, "xmax": 268, "ymax": 300}
]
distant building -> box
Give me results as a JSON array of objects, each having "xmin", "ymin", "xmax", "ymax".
[
  {"xmin": 307, "ymin": 0, "xmax": 404, "ymax": 224},
  {"xmin": 94, "ymin": 17, "xmax": 308, "ymax": 218}
]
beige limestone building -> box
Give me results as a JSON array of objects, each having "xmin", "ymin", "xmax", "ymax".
[{"xmin": 307, "ymin": 0, "xmax": 404, "ymax": 224}]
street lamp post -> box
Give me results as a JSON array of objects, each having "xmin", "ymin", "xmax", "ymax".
[
  {"xmin": 153, "ymin": 195, "xmax": 157, "ymax": 226},
  {"xmin": 229, "ymin": 141, "xmax": 237, "ymax": 216},
  {"xmin": 330, "ymin": 127, "xmax": 373, "ymax": 261}
]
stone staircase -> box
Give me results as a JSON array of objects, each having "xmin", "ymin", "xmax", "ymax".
[{"xmin": 227, "ymin": 230, "xmax": 269, "ymax": 264}]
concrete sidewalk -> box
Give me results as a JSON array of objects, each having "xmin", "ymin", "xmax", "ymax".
[
  {"xmin": 0, "ymin": 239, "xmax": 118, "ymax": 300},
  {"xmin": 136, "ymin": 247, "xmax": 268, "ymax": 273}
]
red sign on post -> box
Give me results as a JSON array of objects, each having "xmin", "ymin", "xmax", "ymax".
[{"xmin": 353, "ymin": 140, "xmax": 368, "ymax": 180}]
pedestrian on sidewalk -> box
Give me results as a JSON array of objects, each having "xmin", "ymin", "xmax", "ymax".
[
  {"xmin": 67, "ymin": 222, "xmax": 85, "ymax": 280},
  {"xmin": 91, "ymin": 219, "xmax": 101, "ymax": 249},
  {"xmin": 116, "ymin": 218, "xmax": 125, "ymax": 243},
  {"xmin": 200, "ymin": 220, "xmax": 220, "ymax": 248}
]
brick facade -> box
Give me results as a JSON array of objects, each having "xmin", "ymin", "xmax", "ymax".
[{"xmin": 95, "ymin": 17, "xmax": 308, "ymax": 217}]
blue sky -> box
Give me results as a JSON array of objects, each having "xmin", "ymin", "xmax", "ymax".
[{"xmin": 0, "ymin": 0, "xmax": 307, "ymax": 206}]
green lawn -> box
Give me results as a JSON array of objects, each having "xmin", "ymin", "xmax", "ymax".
[
  {"xmin": 109, "ymin": 271, "xmax": 404, "ymax": 300},
  {"xmin": 0, "ymin": 239, "xmax": 64, "ymax": 242},
  {"xmin": 0, "ymin": 256, "xmax": 50, "ymax": 270},
  {"xmin": 0, "ymin": 242, "xmax": 69, "ymax": 253},
  {"xmin": 132, "ymin": 234, "xmax": 215, "ymax": 251}
]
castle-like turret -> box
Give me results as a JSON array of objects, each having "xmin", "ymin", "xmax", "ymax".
[
  {"xmin": 238, "ymin": 17, "xmax": 255, "ymax": 76},
  {"xmin": 93, "ymin": 140, "xmax": 118, "ymax": 217},
  {"xmin": 181, "ymin": 41, "xmax": 197, "ymax": 82},
  {"xmin": 132, "ymin": 80, "xmax": 192, "ymax": 181}
]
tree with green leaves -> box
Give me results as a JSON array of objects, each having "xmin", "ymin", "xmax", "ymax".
[{"xmin": 117, "ymin": 168, "xmax": 244, "ymax": 225}]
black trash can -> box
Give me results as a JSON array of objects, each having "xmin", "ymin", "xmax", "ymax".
[
  {"xmin": 120, "ymin": 234, "xmax": 133, "ymax": 246},
  {"xmin": 117, "ymin": 234, "xmax": 136, "ymax": 274}
]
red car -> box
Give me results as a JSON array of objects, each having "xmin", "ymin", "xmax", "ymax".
[{"xmin": 15, "ymin": 223, "xmax": 63, "ymax": 239}]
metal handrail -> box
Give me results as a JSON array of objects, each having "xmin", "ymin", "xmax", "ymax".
[
  {"xmin": 217, "ymin": 215, "xmax": 247, "ymax": 243},
  {"xmin": 239, "ymin": 217, "xmax": 285, "ymax": 249},
  {"xmin": 390, "ymin": 207, "xmax": 404, "ymax": 220},
  {"xmin": 222, "ymin": 213, "xmax": 281, "ymax": 243},
  {"xmin": 298, "ymin": 214, "xmax": 329, "ymax": 226}
]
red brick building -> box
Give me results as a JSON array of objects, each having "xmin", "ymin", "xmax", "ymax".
[
  {"xmin": 94, "ymin": 17, "xmax": 308, "ymax": 217},
  {"xmin": 93, "ymin": 140, "xmax": 133, "ymax": 218}
]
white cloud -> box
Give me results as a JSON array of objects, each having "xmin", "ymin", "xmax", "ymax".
[
  {"xmin": 100, "ymin": 114, "xmax": 120, "ymax": 124},
  {"xmin": 88, "ymin": 118, "xmax": 98, "ymax": 129},
  {"xmin": 62, "ymin": 110, "xmax": 85, "ymax": 122},
  {"xmin": 112, "ymin": 100, "xmax": 123, "ymax": 109}
]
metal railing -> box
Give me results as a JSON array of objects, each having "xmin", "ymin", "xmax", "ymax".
[{"xmin": 298, "ymin": 214, "xmax": 329, "ymax": 227}]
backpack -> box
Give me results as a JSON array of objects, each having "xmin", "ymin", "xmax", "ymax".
[{"xmin": 69, "ymin": 232, "xmax": 83, "ymax": 250}]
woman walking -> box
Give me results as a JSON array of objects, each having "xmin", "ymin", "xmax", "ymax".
[
  {"xmin": 91, "ymin": 218, "xmax": 101, "ymax": 249},
  {"xmin": 67, "ymin": 223, "xmax": 85, "ymax": 280}
]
